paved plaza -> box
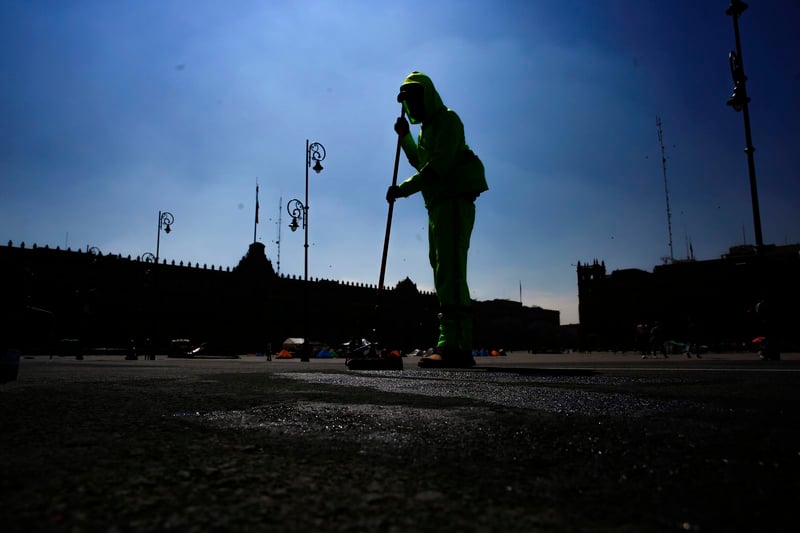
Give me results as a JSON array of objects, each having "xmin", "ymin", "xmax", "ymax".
[{"xmin": 2, "ymin": 352, "xmax": 799, "ymax": 532}]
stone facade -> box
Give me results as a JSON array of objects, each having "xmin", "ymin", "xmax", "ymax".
[{"xmin": 1, "ymin": 241, "xmax": 560, "ymax": 355}]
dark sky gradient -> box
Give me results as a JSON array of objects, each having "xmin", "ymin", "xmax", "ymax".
[{"xmin": 2, "ymin": 1, "xmax": 798, "ymax": 323}]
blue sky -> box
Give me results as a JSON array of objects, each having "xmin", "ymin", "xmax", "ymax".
[{"xmin": 2, "ymin": 1, "xmax": 798, "ymax": 324}]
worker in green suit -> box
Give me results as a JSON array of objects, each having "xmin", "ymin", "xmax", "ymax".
[{"xmin": 387, "ymin": 71, "xmax": 488, "ymax": 368}]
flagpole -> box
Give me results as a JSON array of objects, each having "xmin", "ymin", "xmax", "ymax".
[{"xmin": 253, "ymin": 181, "xmax": 259, "ymax": 244}]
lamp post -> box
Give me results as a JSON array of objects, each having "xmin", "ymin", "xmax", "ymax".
[
  {"xmin": 726, "ymin": 0, "xmax": 763, "ymax": 249},
  {"xmin": 287, "ymin": 140, "xmax": 326, "ymax": 362},
  {"xmin": 140, "ymin": 210, "xmax": 173, "ymax": 360},
  {"xmin": 155, "ymin": 210, "xmax": 174, "ymax": 264}
]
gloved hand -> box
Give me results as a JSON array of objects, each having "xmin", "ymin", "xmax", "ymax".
[
  {"xmin": 386, "ymin": 185, "xmax": 402, "ymax": 203},
  {"xmin": 393, "ymin": 116, "xmax": 410, "ymax": 137}
]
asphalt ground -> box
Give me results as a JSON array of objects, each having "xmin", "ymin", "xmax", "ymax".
[{"xmin": 2, "ymin": 352, "xmax": 799, "ymax": 532}]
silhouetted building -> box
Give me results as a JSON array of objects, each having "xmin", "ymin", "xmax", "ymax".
[
  {"xmin": 473, "ymin": 299, "xmax": 560, "ymax": 353},
  {"xmin": 577, "ymin": 244, "xmax": 800, "ymax": 351},
  {"xmin": 1, "ymin": 240, "xmax": 560, "ymax": 355}
]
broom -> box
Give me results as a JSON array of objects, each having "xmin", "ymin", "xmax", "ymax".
[{"xmin": 346, "ymin": 106, "xmax": 405, "ymax": 370}]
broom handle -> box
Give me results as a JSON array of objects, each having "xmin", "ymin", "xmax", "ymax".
[{"xmin": 378, "ymin": 106, "xmax": 405, "ymax": 295}]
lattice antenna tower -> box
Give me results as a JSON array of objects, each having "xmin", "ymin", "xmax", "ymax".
[{"xmin": 656, "ymin": 116, "xmax": 674, "ymax": 263}]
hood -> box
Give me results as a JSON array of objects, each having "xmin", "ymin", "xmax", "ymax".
[{"xmin": 399, "ymin": 71, "xmax": 445, "ymax": 124}]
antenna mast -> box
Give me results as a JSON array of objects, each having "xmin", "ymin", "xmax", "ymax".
[
  {"xmin": 656, "ymin": 116, "xmax": 674, "ymax": 262},
  {"xmin": 275, "ymin": 195, "xmax": 282, "ymax": 275}
]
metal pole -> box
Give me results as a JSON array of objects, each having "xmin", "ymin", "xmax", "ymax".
[
  {"xmin": 302, "ymin": 140, "xmax": 310, "ymax": 362},
  {"xmin": 153, "ymin": 211, "xmax": 163, "ymax": 361},
  {"xmin": 728, "ymin": 0, "xmax": 764, "ymax": 248},
  {"xmin": 156, "ymin": 210, "xmax": 162, "ymax": 264},
  {"xmin": 741, "ymin": 101, "xmax": 763, "ymax": 248}
]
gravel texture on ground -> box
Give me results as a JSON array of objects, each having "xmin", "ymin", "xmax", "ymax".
[{"xmin": 1, "ymin": 356, "xmax": 799, "ymax": 532}]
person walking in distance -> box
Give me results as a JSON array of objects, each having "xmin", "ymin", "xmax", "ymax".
[{"xmin": 386, "ymin": 71, "xmax": 488, "ymax": 368}]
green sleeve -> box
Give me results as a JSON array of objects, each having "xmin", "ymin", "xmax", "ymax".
[
  {"xmin": 400, "ymin": 133, "xmax": 420, "ymax": 170},
  {"xmin": 397, "ymin": 132, "xmax": 423, "ymax": 197},
  {"xmin": 397, "ymin": 111, "xmax": 463, "ymax": 199},
  {"xmin": 419, "ymin": 111, "xmax": 463, "ymax": 180},
  {"xmin": 397, "ymin": 171, "xmax": 424, "ymax": 197}
]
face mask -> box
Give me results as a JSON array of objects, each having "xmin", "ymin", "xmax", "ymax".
[
  {"xmin": 403, "ymin": 100, "xmax": 418, "ymax": 124},
  {"xmin": 402, "ymin": 94, "xmax": 425, "ymax": 124}
]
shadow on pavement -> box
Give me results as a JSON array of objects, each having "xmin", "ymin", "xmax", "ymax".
[{"xmin": 476, "ymin": 366, "xmax": 597, "ymax": 377}]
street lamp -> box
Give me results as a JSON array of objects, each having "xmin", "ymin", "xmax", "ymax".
[
  {"xmin": 141, "ymin": 212, "xmax": 174, "ymax": 264},
  {"xmin": 287, "ymin": 140, "xmax": 326, "ymax": 362},
  {"xmin": 726, "ymin": 0, "xmax": 763, "ymax": 249},
  {"xmin": 138, "ymin": 210, "xmax": 173, "ymax": 360},
  {"xmin": 155, "ymin": 210, "xmax": 174, "ymax": 264}
]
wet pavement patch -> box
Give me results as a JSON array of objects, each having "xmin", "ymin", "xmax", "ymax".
[
  {"xmin": 176, "ymin": 401, "xmax": 492, "ymax": 448},
  {"xmin": 276, "ymin": 371, "xmax": 694, "ymax": 417},
  {"xmin": 163, "ymin": 369, "xmax": 698, "ymax": 435}
]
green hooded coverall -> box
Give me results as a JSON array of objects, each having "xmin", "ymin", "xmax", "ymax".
[{"xmin": 394, "ymin": 71, "xmax": 488, "ymax": 354}]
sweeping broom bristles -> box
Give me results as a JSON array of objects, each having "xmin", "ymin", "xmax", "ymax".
[{"xmin": 346, "ymin": 106, "xmax": 406, "ymax": 371}]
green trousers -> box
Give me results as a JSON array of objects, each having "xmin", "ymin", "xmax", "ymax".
[{"xmin": 428, "ymin": 198, "xmax": 475, "ymax": 352}]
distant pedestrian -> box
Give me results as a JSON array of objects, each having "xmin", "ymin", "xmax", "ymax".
[
  {"xmin": 649, "ymin": 322, "xmax": 667, "ymax": 358},
  {"xmin": 755, "ymin": 298, "xmax": 780, "ymax": 361},
  {"xmin": 684, "ymin": 317, "xmax": 701, "ymax": 359},
  {"xmin": 636, "ymin": 323, "xmax": 649, "ymax": 356}
]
